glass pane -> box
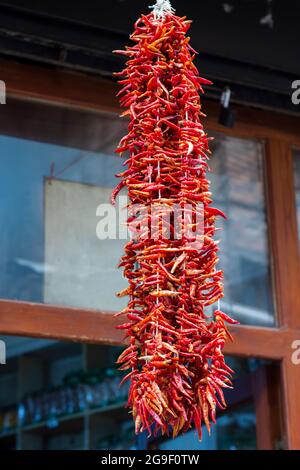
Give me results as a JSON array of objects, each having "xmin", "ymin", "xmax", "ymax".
[
  {"xmin": 1, "ymin": 99, "xmax": 275, "ymax": 324},
  {"xmin": 209, "ymin": 132, "xmax": 275, "ymax": 326},
  {"xmin": 293, "ymin": 149, "xmax": 300, "ymax": 239},
  {"xmin": 0, "ymin": 336, "xmax": 262, "ymax": 450},
  {"xmin": 158, "ymin": 402, "xmax": 256, "ymax": 450},
  {"xmin": 0, "ymin": 336, "xmax": 132, "ymax": 450},
  {"xmin": 0, "ymin": 98, "xmax": 127, "ymax": 312}
]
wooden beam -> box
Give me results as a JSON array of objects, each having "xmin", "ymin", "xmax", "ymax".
[
  {"xmin": 0, "ymin": 300, "xmax": 124, "ymax": 346},
  {"xmin": 1, "ymin": 59, "xmax": 300, "ymax": 145},
  {"xmin": 223, "ymin": 325, "xmax": 290, "ymax": 359},
  {"xmin": 265, "ymin": 139, "xmax": 300, "ymax": 329},
  {"xmin": 0, "ymin": 59, "xmax": 119, "ymax": 114},
  {"xmin": 0, "ymin": 300, "xmax": 295, "ymax": 360},
  {"xmin": 204, "ymin": 102, "xmax": 300, "ymax": 146}
]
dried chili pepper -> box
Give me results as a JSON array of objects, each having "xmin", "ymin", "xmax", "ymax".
[{"xmin": 113, "ymin": 0, "xmax": 237, "ymax": 438}]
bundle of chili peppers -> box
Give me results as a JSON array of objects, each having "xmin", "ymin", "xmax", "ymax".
[{"xmin": 112, "ymin": 0, "xmax": 238, "ymax": 438}]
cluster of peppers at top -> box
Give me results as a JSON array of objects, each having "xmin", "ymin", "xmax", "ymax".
[{"xmin": 112, "ymin": 9, "xmax": 238, "ymax": 438}]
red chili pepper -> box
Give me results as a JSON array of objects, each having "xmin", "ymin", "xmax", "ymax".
[{"xmin": 113, "ymin": 5, "xmax": 237, "ymax": 439}]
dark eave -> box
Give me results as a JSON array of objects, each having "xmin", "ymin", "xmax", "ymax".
[{"xmin": 0, "ymin": 2, "xmax": 298, "ymax": 116}]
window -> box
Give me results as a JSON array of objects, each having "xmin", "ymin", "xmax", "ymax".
[
  {"xmin": 210, "ymin": 133, "xmax": 274, "ymax": 326},
  {"xmin": 0, "ymin": 99, "xmax": 127, "ymax": 312},
  {"xmin": 1, "ymin": 336, "xmax": 279, "ymax": 450},
  {"xmin": 0, "ymin": 61, "xmax": 300, "ymax": 449}
]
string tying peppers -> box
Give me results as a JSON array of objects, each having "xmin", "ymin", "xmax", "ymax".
[{"xmin": 112, "ymin": 1, "xmax": 238, "ymax": 438}]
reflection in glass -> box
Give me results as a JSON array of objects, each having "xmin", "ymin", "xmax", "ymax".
[
  {"xmin": 0, "ymin": 102, "xmax": 127, "ymax": 312},
  {"xmin": 159, "ymin": 402, "xmax": 256, "ymax": 451},
  {"xmin": 158, "ymin": 356, "xmax": 258, "ymax": 450},
  {"xmin": 209, "ymin": 133, "xmax": 274, "ymax": 326},
  {"xmin": 0, "ymin": 337, "xmax": 259, "ymax": 450},
  {"xmin": 0, "ymin": 336, "xmax": 133, "ymax": 450},
  {"xmin": 216, "ymin": 403, "xmax": 256, "ymax": 450}
]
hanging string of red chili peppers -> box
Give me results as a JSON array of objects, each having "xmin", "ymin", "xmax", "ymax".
[{"xmin": 112, "ymin": 0, "xmax": 238, "ymax": 438}]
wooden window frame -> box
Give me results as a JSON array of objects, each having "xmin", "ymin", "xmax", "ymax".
[{"xmin": 0, "ymin": 59, "xmax": 299, "ymax": 449}]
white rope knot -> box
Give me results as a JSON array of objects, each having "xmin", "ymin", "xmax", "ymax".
[{"xmin": 149, "ymin": 0, "xmax": 175, "ymax": 20}]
